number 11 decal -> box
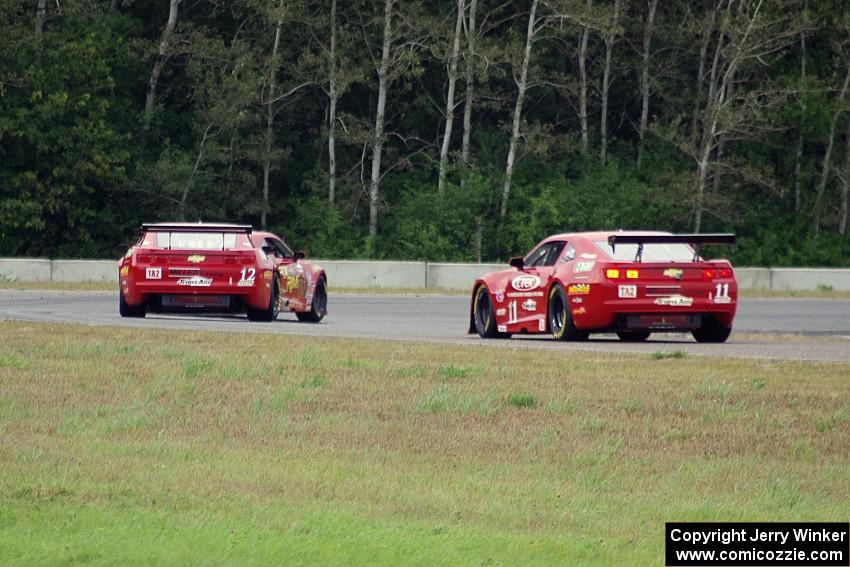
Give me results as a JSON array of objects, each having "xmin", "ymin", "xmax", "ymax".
[{"xmin": 714, "ymin": 282, "xmax": 730, "ymax": 304}]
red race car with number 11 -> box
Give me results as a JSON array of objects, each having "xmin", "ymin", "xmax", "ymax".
[
  {"xmin": 118, "ymin": 223, "xmax": 327, "ymax": 322},
  {"xmin": 469, "ymin": 231, "xmax": 737, "ymax": 343}
]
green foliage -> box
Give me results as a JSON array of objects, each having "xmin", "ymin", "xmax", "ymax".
[{"xmin": 1, "ymin": 0, "xmax": 849, "ymax": 265}]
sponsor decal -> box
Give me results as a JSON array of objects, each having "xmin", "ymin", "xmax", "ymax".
[
  {"xmin": 654, "ymin": 295, "xmax": 693, "ymax": 307},
  {"xmin": 495, "ymin": 290, "xmax": 505, "ymax": 303},
  {"xmin": 506, "ymin": 291, "xmax": 544, "ymax": 298},
  {"xmin": 573, "ymin": 307, "xmax": 587, "ymax": 315},
  {"xmin": 496, "ymin": 308, "xmax": 506, "ymax": 316},
  {"xmin": 187, "ymin": 255, "xmax": 205, "ymax": 263},
  {"xmin": 120, "ymin": 266, "xmax": 129, "ymax": 276},
  {"xmin": 572, "ymin": 297, "xmax": 583, "ymax": 304},
  {"xmin": 176, "ymin": 276, "xmax": 213, "ymax": 287},
  {"xmin": 567, "ymin": 283, "xmax": 591, "ymax": 295},
  {"xmin": 538, "ymin": 318, "xmax": 545, "ymax": 331},
  {"xmin": 146, "ymin": 267, "xmax": 162, "ymax": 280},
  {"xmin": 663, "ymin": 268, "xmax": 683, "ymax": 280},
  {"xmin": 618, "ymin": 285, "xmax": 637, "ymax": 299},
  {"xmin": 573, "ymin": 261, "xmax": 595, "ymax": 273},
  {"xmin": 522, "ymin": 299, "xmax": 537, "ymax": 311},
  {"xmin": 512, "ymin": 274, "xmax": 541, "ymax": 291},
  {"xmin": 714, "ymin": 295, "xmax": 731, "ymax": 304},
  {"xmin": 580, "ymin": 253, "xmax": 597, "ymax": 260},
  {"xmin": 497, "ymin": 325, "xmax": 507, "ymax": 333},
  {"xmin": 238, "ymin": 267, "xmax": 256, "ymax": 287}
]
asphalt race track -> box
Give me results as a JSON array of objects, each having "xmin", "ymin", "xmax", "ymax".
[{"xmin": 1, "ymin": 290, "xmax": 849, "ymax": 362}]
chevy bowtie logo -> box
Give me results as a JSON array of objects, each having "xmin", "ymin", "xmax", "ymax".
[
  {"xmin": 663, "ymin": 268, "xmax": 683, "ymax": 279},
  {"xmin": 187, "ymin": 255, "xmax": 205, "ymax": 263}
]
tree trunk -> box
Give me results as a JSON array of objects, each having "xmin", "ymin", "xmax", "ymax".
[
  {"xmin": 839, "ymin": 115, "xmax": 850, "ymax": 235},
  {"xmin": 711, "ymin": 72, "xmax": 735, "ymax": 194},
  {"xmin": 369, "ymin": 0, "xmax": 394, "ymax": 238},
  {"xmin": 693, "ymin": 118, "xmax": 717, "ymax": 233},
  {"xmin": 793, "ymin": 22, "xmax": 806, "ymax": 212},
  {"xmin": 812, "ymin": 64, "xmax": 850, "ymax": 234},
  {"xmin": 144, "ymin": 0, "xmax": 180, "ymax": 131},
  {"xmin": 578, "ymin": 0, "xmax": 592, "ymax": 156},
  {"xmin": 262, "ymin": 7, "xmax": 283, "ymax": 230},
  {"xmin": 690, "ymin": 6, "xmax": 717, "ymax": 146},
  {"xmin": 636, "ymin": 0, "xmax": 658, "ymax": 170},
  {"xmin": 181, "ymin": 123, "xmax": 213, "ymax": 221},
  {"xmin": 328, "ymin": 0, "xmax": 337, "ymax": 206},
  {"xmin": 438, "ymin": 0, "xmax": 465, "ymax": 194},
  {"xmin": 35, "ymin": 0, "xmax": 46, "ymax": 37},
  {"xmin": 599, "ymin": 0, "xmax": 620, "ymax": 165},
  {"xmin": 461, "ymin": 0, "xmax": 477, "ymax": 166},
  {"xmin": 500, "ymin": 0, "xmax": 538, "ymax": 220}
]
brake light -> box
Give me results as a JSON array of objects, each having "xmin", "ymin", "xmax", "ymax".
[
  {"xmin": 626, "ymin": 269, "xmax": 639, "ymax": 279},
  {"xmin": 703, "ymin": 269, "xmax": 715, "ymax": 279},
  {"xmin": 137, "ymin": 254, "xmax": 151, "ymax": 263},
  {"xmin": 719, "ymin": 268, "xmax": 732, "ymax": 278},
  {"xmin": 242, "ymin": 255, "xmax": 254, "ymax": 264},
  {"xmin": 606, "ymin": 269, "xmax": 620, "ymax": 279}
]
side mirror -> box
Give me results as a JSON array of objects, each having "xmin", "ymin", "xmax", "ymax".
[
  {"xmin": 293, "ymin": 251, "xmax": 306, "ymax": 260},
  {"xmin": 508, "ymin": 256, "xmax": 524, "ymax": 270}
]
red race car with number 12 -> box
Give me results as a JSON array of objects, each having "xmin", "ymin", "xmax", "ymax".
[
  {"xmin": 118, "ymin": 223, "xmax": 327, "ymax": 322},
  {"xmin": 469, "ymin": 231, "xmax": 737, "ymax": 343}
]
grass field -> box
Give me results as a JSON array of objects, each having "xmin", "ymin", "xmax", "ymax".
[{"xmin": 1, "ymin": 322, "xmax": 848, "ymax": 565}]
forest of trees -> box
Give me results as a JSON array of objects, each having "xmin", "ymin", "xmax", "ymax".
[{"xmin": 1, "ymin": 0, "xmax": 849, "ymax": 265}]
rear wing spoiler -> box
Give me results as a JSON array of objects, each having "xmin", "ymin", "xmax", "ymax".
[
  {"xmin": 607, "ymin": 233, "xmax": 736, "ymax": 262},
  {"xmin": 140, "ymin": 223, "xmax": 253, "ymax": 234}
]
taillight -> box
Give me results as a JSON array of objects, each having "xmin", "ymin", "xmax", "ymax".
[
  {"xmin": 242, "ymin": 255, "xmax": 254, "ymax": 264},
  {"xmin": 606, "ymin": 268, "xmax": 620, "ymax": 279},
  {"xmin": 137, "ymin": 254, "xmax": 151, "ymax": 263},
  {"xmin": 703, "ymin": 269, "xmax": 715, "ymax": 279},
  {"xmin": 225, "ymin": 256, "xmax": 237, "ymax": 265},
  {"xmin": 626, "ymin": 269, "xmax": 639, "ymax": 279},
  {"xmin": 719, "ymin": 268, "xmax": 732, "ymax": 278}
]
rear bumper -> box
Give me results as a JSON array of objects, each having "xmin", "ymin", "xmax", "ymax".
[
  {"xmin": 573, "ymin": 295, "xmax": 736, "ymax": 331},
  {"xmin": 120, "ymin": 278, "xmax": 272, "ymax": 311}
]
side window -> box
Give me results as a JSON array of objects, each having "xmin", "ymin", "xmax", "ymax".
[
  {"xmin": 561, "ymin": 243, "xmax": 576, "ymax": 263},
  {"xmin": 274, "ymin": 239, "xmax": 293, "ymax": 258},
  {"xmin": 525, "ymin": 244, "xmax": 551, "ymax": 267},
  {"xmin": 526, "ymin": 241, "xmax": 566, "ymax": 267},
  {"xmin": 543, "ymin": 242, "xmax": 565, "ymax": 266},
  {"xmin": 263, "ymin": 239, "xmax": 281, "ymax": 258}
]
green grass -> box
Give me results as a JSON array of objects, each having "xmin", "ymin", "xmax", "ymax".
[{"xmin": 0, "ymin": 322, "xmax": 848, "ymax": 566}]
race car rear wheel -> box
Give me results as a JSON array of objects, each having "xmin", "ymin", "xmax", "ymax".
[
  {"xmin": 616, "ymin": 331, "xmax": 651, "ymax": 342},
  {"xmin": 692, "ymin": 316, "xmax": 732, "ymax": 343},
  {"xmin": 247, "ymin": 279, "xmax": 279, "ymax": 322},
  {"xmin": 296, "ymin": 277, "xmax": 327, "ymax": 323},
  {"xmin": 119, "ymin": 290, "xmax": 146, "ymax": 318},
  {"xmin": 548, "ymin": 284, "xmax": 588, "ymax": 341},
  {"xmin": 473, "ymin": 285, "xmax": 510, "ymax": 339}
]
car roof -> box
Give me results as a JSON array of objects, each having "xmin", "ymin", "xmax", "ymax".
[{"xmin": 141, "ymin": 222, "xmax": 252, "ymax": 231}]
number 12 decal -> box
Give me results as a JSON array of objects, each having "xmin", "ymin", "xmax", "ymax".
[{"xmin": 240, "ymin": 268, "xmax": 256, "ymax": 283}]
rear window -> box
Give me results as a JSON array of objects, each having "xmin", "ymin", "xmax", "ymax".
[
  {"xmin": 142, "ymin": 231, "xmax": 251, "ymax": 250},
  {"xmin": 593, "ymin": 240, "xmax": 696, "ymax": 262}
]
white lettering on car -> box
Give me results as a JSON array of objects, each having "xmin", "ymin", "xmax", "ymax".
[
  {"xmin": 146, "ymin": 267, "xmax": 162, "ymax": 280},
  {"xmin": 511, "ymin": 275, "xmax": 541, "ymax": 291}
]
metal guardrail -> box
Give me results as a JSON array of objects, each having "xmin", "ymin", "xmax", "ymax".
[{"xmin": 2, "ymin": 258, "xmax": 850, "ymax": 291}]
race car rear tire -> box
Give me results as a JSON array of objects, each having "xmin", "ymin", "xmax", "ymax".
[
  {"xmin": 247, "ymin": 279, "xmax": 279, "ymax": 322},
  {"xmin": 473, "ymin": 285, "xmax": 511, "ymax": 339},
  {"xmin": 616, "ymin": 331, "xmax": 651, "ymax": 342},
  {"xmin": 119, "ymin": 290, "xmax": 146, "ymax": 318},
  {"xmin": 296, "ymin": 278, "xmax": 327, "ymax": 323},
  {"xmin": 548, "ymin": 284, "xmax": 588, "ymax": 341},
  {"xmin": 692, "ymin": 316, "xmax": 732, "ymax": 343}
]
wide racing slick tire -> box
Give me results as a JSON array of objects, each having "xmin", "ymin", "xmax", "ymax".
[
  {"xmin": 692, "ymin": 316, "xmax": 732, "ymax": 343},
  {"xmin": 119, "ymin": 290, "xmax": 146, "ymax": 318},
  {"xmin": 247, "ymin": 279, "xmax": 280, "ymax": 322},
  {"xmin": 616, "ymin": 331, "xmax": 651, "ymax": 342},
  {"xmin": 473, "ymin": 285, "xmax": 511, "ymax": 339},
  {"xmin": 296, "ymin": 277, "xmax": 327, "ymax": 323},
  {"xmin": 548, "ymin": 284, "xmax": 588, "ymax": 341}
]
